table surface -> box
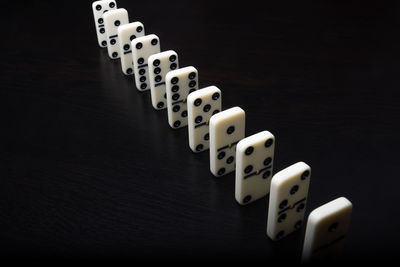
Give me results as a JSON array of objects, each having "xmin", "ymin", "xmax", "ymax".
[{"xmin": 2, "ymin": 0, "xmax": 400, "ymax": 263}]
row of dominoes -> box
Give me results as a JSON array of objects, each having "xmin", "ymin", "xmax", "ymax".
[{"xmin": 92, "ymin": 1, "xmax": 353, "ymax": 262}]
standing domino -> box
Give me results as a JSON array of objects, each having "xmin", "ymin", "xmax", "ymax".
[
  {"xmin": 118, "ymin": 22, "xmax": 145, "ymax": 75},
  {"xmin": 267, "ymin": 162, "xmax": 311, "ymax": 240},
  {"xmin": 235, "ymin": 131, "xmax": 275, "ymax": 205},
  {"xmin": 209, "ymin": 107, "xmax": 245, "ymax": 177},
  {"xmin": 302, "ymin": 197, "xmax": 352, "ymax": 263},
  {"xmin": 148, "ymin": 50, "xmax": 179, "ymax": 110},
  {"xmin": 187, "ymin": 86, "xmax": 222, "ymax": 153},
  {"xmin": 103, "ymin": 8, "xmax": 129, "ymax": 59},
  {"xmin": 131, "ymin": 34, "xmax": 161, "ymax": 91},
  {"xmin": 92, "ymin": 0, "xmax": 117, "ymax": 48},
  {"xmin": 165, "ymin": 66, "xmax": 198, "ymax": 128}
]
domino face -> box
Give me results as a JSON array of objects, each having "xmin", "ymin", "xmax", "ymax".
[
  {"xmin": 165, "ymin": 66, "xmax": 198, "ymax": 128},
  {"xmin": 235, "ymin": 131, "xmax": 275, "ymax": 205},
  {"xmin": 131, "ymin": 34, "xmax": 161, "ymax": 91},
  {"xmin": 302, "ymin": 197, "xmax": 352, "ymax": 263},
  {"xmin": 148, "ymin": 50, "xmax": 179, "ymax": 110},
  {"xmin": 118, "ymin": 22, "xmax": 145, "ymax": 75},
  {"xmin": 209, "ymin": 107, "xmax": 245, "ymax": 177},
  {"xmin": 103, "ymin": 8, "xmax": 129, "ymax": 59},
  {"xmin": 92, "ymin": 0, "xmax": 117, "ymax": 48},
  {"xmin": 187, "ymin": 86, "xmax": 222, "ymax": 153},
  {"xmin": 267, "ymin": 162, "xmax": 311, "ymax": 241}
]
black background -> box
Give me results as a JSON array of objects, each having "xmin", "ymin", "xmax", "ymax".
[{"xmin": 1, "ymin": 0, "xmax": 400, "ymax": 263}]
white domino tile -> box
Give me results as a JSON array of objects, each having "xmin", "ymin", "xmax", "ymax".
[
  {"xmin": 235, "ymin": 130, "xmax": 275, "ymax": 205},
  {"xmin": 92, "ymin": 0, "xmax": 117, "ymax": 48},
  {"xmin": 117, "ymin": 22, "xmax": 145, "ymax": 75}
]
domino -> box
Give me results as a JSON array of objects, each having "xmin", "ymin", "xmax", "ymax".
[
  {"xmin": 235, "ymin": 130, "xmax": 275, "ymax": 205},
  {"xmin": 92, "ymin": 0, "xmax": 117, "ymax": 48},
  {"xmin": 302, "ymin": 197, "xmax": 352, "ymax": 263},
  {"xmin": 209, "ymin": 107, "xmax": 245, "ymax": 177},
  {"xmin": 148, "ymin": 50, "xmax": 179, "ymax": 110},
  {"xmin": 131, "ymin": 34, "xmax": 161, "ymax": 91},
  {"xmin": 165, "ymin": 66, "xmax": 198, "ymax": 128},
  {"xmin": 187, "ymin": 86, "xmax": 222, "ymax": 153},
  {"xmin": 118, "ymin": 22, "xmax": 145, "ymax": 75},
  {"xmin": 103, "ymin": 8, "xmax": 129, "ymax": 59},
  {"xmin": 266, "ymin": 162, "xmax": 311, "ymax": 240}
]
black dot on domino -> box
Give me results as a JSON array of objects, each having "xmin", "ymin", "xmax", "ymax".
[
  {"xmin": 279, "ymin": 199, "xmax": 288, "ymax": 209},
  {"xmin": 217, "ymin": 151, "xmax": 225, "ymax": 160},
  {"xmin": 96, "ymin": 4, "xmax": 102, "ymax": 10},
  {"xmin": 218, "ymin": 168, "xmax": 225, "ymax": 176},
  {"xmin": 172, "ymin": 93, "xmax": 180, "ymax": 101},
  {"xmin": 243, "ymin": 195, "xmax": 252, "ymax": 203},
  {"xmin": 98, "ymin": 18, "xmax": 103, "ymax": 24},
  {"xmin": 296, "ymin": 203, "xmax": 305, "ymax": 212},
  {"xmin": 264, "ymin": 157, "xmax": 272, "ymax": 166},
  {"xmin": 196, "ymin": 144, "xmax": 204, "ymax": 152},
  {"xmin": 109, "ymin": 2, "xmax": 115, "ymax": 8},
  {"xmin": 278, "ymin": 213, "xmax": 287, "ymax": 223},
  {"xmin": 203, "ymin": 104, "xmax": 211, "ymax": 112},
  {"xmin": 157, "ymin": 102, "xmax": 164, "ymax": 109},
  {"xmin": 155, "ymin": 75, "xmax": 162, "ymax": 82},
  {"xmin": 204, "ymin": 133, "xmax": 209, "ymax": 141},
  {"xmin": 173, "ymin": 105, "xmax": 180, "ymax": 112},
  {"xmin": 226, "ymin": 156, "xmax": 234, "ymax": 164},
  {"xmin": 112, "ymin": 52, "xmax": 118, "ymax": 58},
  {"xmin": 189, "ymin": 72, "xmax": 196, "ymax": 79},
  {"xmin": 194, "ymin": 98, "xmax": 202, "ymax": 106},
  {"xmin": 226, "ymin": 126, "xmax": 235, "ymax": 135},
  {"xmin": 100, "ymin": 28, "xmax": 105, "ymax": 34},
  {"xmin": 276, "ymin": 231, "xmax": 285, "ymax": 240},
  {"xmin": 136, "ymin": 26, "xmax": 143, "ymax": 32},
  {"xmin": 138, "ymin": 58, "xmax": 144, "ymax": 65},
  {"xmin": 154, "ymin": 68, "xmax": 161, "ymax": 74},
  {"xmin": 130, "ymin": 35, "xmax": 136, "ymax": 41},
  {"xmin": 139, "ymin": 69, "xmax": 146, "ymax": 75},
  {"xmin": 301, "ymin": 170, "xmax": 310, "ymax": 180},
  {"xmin": 212, "ymin": 110, "xmax": 220, "ymax": 115},
  {"xmin": 140, "ymin": 83, "xmax": 147, "ymax": 90},
  {"xmin": 265, "ymin": 138, "xmax": 274, "ymax": 147},
  {"xmin": 127, "ymin": 68, "xmax": 133, "ymax": 74},
  {"xmin": 189, "ymin": 89, "xmax": 196, "ymax": 94},
  {"xmin": 290, "ymin": 185, "xmax": 299, "ymax": 195},
  {"xmin": 171, "ymin": 77, "xmax": 179, "ymax": 84},
  {"xmin": 153, "ymin": 59, "xmax": 160, "ymax": 67},
  {"xmin": 212, "ymin": 92, "xmax": 220, "ymax": 100},
  {"xmin": 189, "ymin": 80, "xmax": 196, "ymax": 88},
  {"xmin": 181, "ymin": 110, "xmax": 187, "ymax": 118},
  {"xmin": 245, "ymin": 146, "xmax": 254, "ymax": 155},
  {"xmin": 136, "ymin": 42, "xmax": 143, "ymax": 49},
  {"xmin": 294, "ymin": 220, "xmax": 302, "ymax": 229},
  {"xmin": 101, "ymin": 40, "xmax": 107, "ymax": 46},
  {"xmin": 244, "ymin": 165, "xmax": 253, "ymax": 173},
  {"xmin": 140, "ymin": 76, "xmax": 146, "ymax": 82},
  {"xmin": 195, "ymin": 116, "xmax": 202, "ymax": 123},
  {"xmin": 173, "ymin": 120, "xmax": 181, "ymax": 128},
  {"xmin": 169, "ymin": 55, "xmax": 176, "ymax": 62},
  {"xmin": 329, "ymin": 222, "xmax": 339, "ymax": 232},
  {"xmin": 151, "ymin": 38, "xmax": 158, "ymax": 45},
  {"xmin": 262, "ymin": 170, "xmax": 271, "ymax": 179},
  {"xmin": 123, "ymin": 44, "xmax": 130, "ymax": 50},
  {"xmin": 110, "ymin": 39, "xmax": 116, "ymax": 45},
  {"xmin": 170, "ymin": 63, "xmax": 177, "ymax": 70},
  {"xmin": 114, "ymin": 20, "xmax": 120, "ymax": 26},
  {"xmin": 172, "ymin": 85, "xmax": 179, "ymax": 92}
]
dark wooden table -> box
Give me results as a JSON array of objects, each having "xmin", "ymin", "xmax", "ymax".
[{"xmin": 2, "ymin": 0, "xmax": 400, "ymax": 263}]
